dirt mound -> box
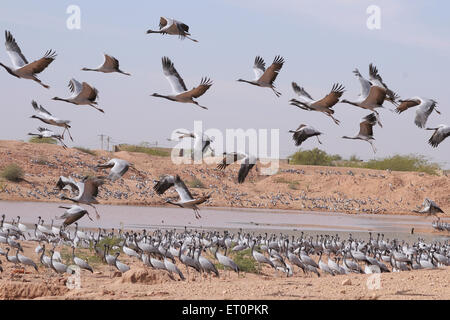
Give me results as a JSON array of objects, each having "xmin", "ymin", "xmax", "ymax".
[
  {"xmin": 0, "ymin": 139, "xmax": 448, "ymax": 215},
  {"xmin": 117, "ymin": 268, "xmax": 173, "ymax": 285},
  {"xmin": 0, "ymin": 281, "xmax": 69, "ymax": 299}
]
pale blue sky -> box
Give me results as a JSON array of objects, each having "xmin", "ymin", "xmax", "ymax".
[{"xmin": 1, "ymin": 1, "xmax": 449, "ymax": 167}]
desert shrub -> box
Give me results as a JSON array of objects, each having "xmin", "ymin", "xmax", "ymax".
[
  {"xmin": 213, "ymin": 248, "xmax": 258, "ymax": 274},
  {"xmin": 1, "ymin": 164, "xmax": 24, "ymax": 182},
  {"xmin": 29, "ymin": 136, "xmax": 57, "ymax": 144},
  {"xmin": 274, "ymin": 177, "xmax": 299, "ymax": 190},
  {"xmin": 362, "ymin": 154, "xmax": 440, "ymax": 175},
  {"xmin": 187, "ymin": 177, "xmax": 206, "ymax": 188},
  {"xmin": 116, "ymin": 144, "xmax": 169, "ymax": 157},
  {"xmin": 288, "ymin": 181, "xmax": 300, "ymax": 190},
  {"xmin": 289, "ymin": 148, "xmax": 340, "ymax": 166},
  {"xmin": 74, "ymin": 147, "xmax": 97, "ymax": 156},
  {"xmin": 349, "ymin": 154, "xmax": 361, "ymax": 162}
]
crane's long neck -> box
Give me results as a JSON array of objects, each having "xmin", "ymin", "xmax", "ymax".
[
  {"xmin": 61, "ymin": 195, "xmax": 77, "ymax": 203},
  {"xmin": 50, "ymin": 251, "xmax": 55, "ymax": 270},
  {"xmin": 118, "ymin": 69, "xmax": 131, "ymax": 76},
  {"xmin": 152, "ymin": 93, "xmax": 175, "ymax": 101},
  {"xmin": 341, "ymin": 99, "xmax": 359, "ymax": 107},
  {"xmin": 32, "ymin": 116, "xmax": 46, "ymax": 123},
  {"xmin": 237, "ymin": 79, "xmax": 258, "ymax": 86},
  {"xmin": 0, "ymin": 62, "xmax": 18, "ymax": 77},
  {"xmin": 53, "ymin": 97, "xmax": 72, "ymax": 104},
  {"xmin": 40, "ymin": 247, "xmax": 46, "ymax": 263},
  {"xmin": 146, "ymin": 29, "xmax": 162, "ymax": 34}
]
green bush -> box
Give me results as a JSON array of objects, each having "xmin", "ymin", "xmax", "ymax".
[
  {"xmin": 1, "ymin": 164, "xmax": 24, "ymax": 182},
  {"xmin": 117, "ymin": 144, "xmax": 170, "ymax": 157},
  {"xmin": 362, "ymin": 154, "xmax": 440, "ymax": 175},
  {"xmin": 232, "ymin": 248, "xmax": 258, "ymax": 273},
  {"xmin": 289, "ymin": 150, "xmax": 441, "ymax": 174},
  {"xmin": 29, "ymin": 136, "xmax": 57, "ymax": 144},
  {"xmin": 213, "ymin": 248, "xmax": 258, "ymax": 274},
  {"xmin": 187, "ymin": 177, "xmax": 206, "ymax": 188},
  {"xmin": 289, "ymin": 148, "xmax": 341, "ymax": 166}
]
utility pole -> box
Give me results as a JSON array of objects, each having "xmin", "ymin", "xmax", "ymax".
[
  {"xmin": 106, "ymin": 136, "xmax": 111, "ymax": 152},
  {"xmin": 98, "ymin": 134, "xmax": 105, "ymax": 150}
]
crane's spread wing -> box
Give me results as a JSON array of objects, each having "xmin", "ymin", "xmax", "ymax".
[
  {"xmin": 414, "ymin": 100, "xmax": 435, "ymax": 128},
  {"xmin": 78, "ymin": 82, "xmax": 98, "ymax": 101},
  {"xmin": 217, "ymin": 152, "xmax": 246, "ymax": 170},
  {"xmin": 5, "ymin": 30, "xmax": 28, "ymax": 68},
  {"xmin": 292, "ymin": 126, "xmax": 321, "ymax": 146},
  {"xmin": 159, "ymin": 17, "xmax": 169, "ymax": 29},
  {"xmin": 395, "ymin": 99, "xmax": 420, "ymax": 114},
  {"xmin": 258, "ymin": 55, "xmax": 284, "ymax": 85},
  {"xmin": 369, "ymin": 63, "xmax": 398, "ymax": 105},
  {"xmin": 312, "ymin": 83, "xmax": 344, "ymax": 109},
  {"xmin": 109, "ymin": 160, "xmax": 130, "ymax": 181},
  {"xmin": 56, "ymin": 176, "xmax": 80, "ymax": 193},
  {"xmin": 103, "ymin": 54, "xmax": 119, "ymax": 70},
  {"xmin": 359, "ymin": 113, "xmax": 377, "ymax": 137},
  {"xmin": 175, "ymin": 21, "xmax": 190, "ymax": 34},
  {"xmin": 179, "ymin": 77, "xmax": 212, "ymax": 99},
  {"xmin": 161, "ymin": 56, "xmax": 187, "ymax": 94},
  {"xmin": 37, "ymin": 126, "xmax": 50, "ymax": 133},
  {"xmin": 18, "ymin": 50, "xmax": 56, "ymax": 75},
  {"xmin": 31, "ymin": 100, "xmax": 52, "ymax": 116},
  {"xmin": 174, "ymin": 130, "xmax": 196, "ymax": 140},
  {"xmin": 428, "ymin": 126, "xmax": 450, "ymax": 148},
  {"xmin": 353, "ymin": 68, "xmax": 371, "ymax": 99},
  {"xmin": 238, "ymin": 161, "xmax": 255, "ymax": 184},
  {"xmin": 153, "ymin": 175, "xmax": 176, "ymax": 194},
  {"xmin": 68, "ymin": 78, "xmax": 83, "ymax": 97},
  {"xmin": 173, "ymin": 175, "xmax": 194, "ymax": 201},
  {"xmin": 291, "ymin": 82, "xmax": 314, "ymax": 102},
  {"xmin": 253, "ymin": 56, "xmax": 266, "ymax": 80},
  {"xmin": 362, "ymin": 85, "xmax": 386, "ymax": 106},
  {"xmin": 83, "ymin": 176, "xmax": 105, "ymax": 198}
]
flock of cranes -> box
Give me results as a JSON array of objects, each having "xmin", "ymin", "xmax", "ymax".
[
  {"xmin": 1, "ymin": 214, "xmax": 449, "ymax": 282},
  {"xmin": 1, "ymin": 17, "xmax": 448, "ymax": 156},
  {"xmin": 0, "ymin": 18, "xmax": 448, "ymax": 226}
]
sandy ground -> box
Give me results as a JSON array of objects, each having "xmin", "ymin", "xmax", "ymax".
[
  {"xmin": 0, "ymin": 140, "xmax": 449, "ymax": 300},
  {"xmin": 0, "ymin": 240, "xmax": 448, "ymax": 300},
  {"xmin": 0, "ymin": 140, "xmax": 448, "ymax": 216}
]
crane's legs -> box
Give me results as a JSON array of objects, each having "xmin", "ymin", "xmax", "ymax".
[
  {"xmin": 87, "ymin": 204, "xmax": 100, "ymax": 220},
  {"xmin": 328, "ymin": 114, "xmax": 341, "ymax": 125}
]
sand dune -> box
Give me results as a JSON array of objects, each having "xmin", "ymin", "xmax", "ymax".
[{"xmin": 0, "ymin": 140, "xmax": 448, "ymax": 216}]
